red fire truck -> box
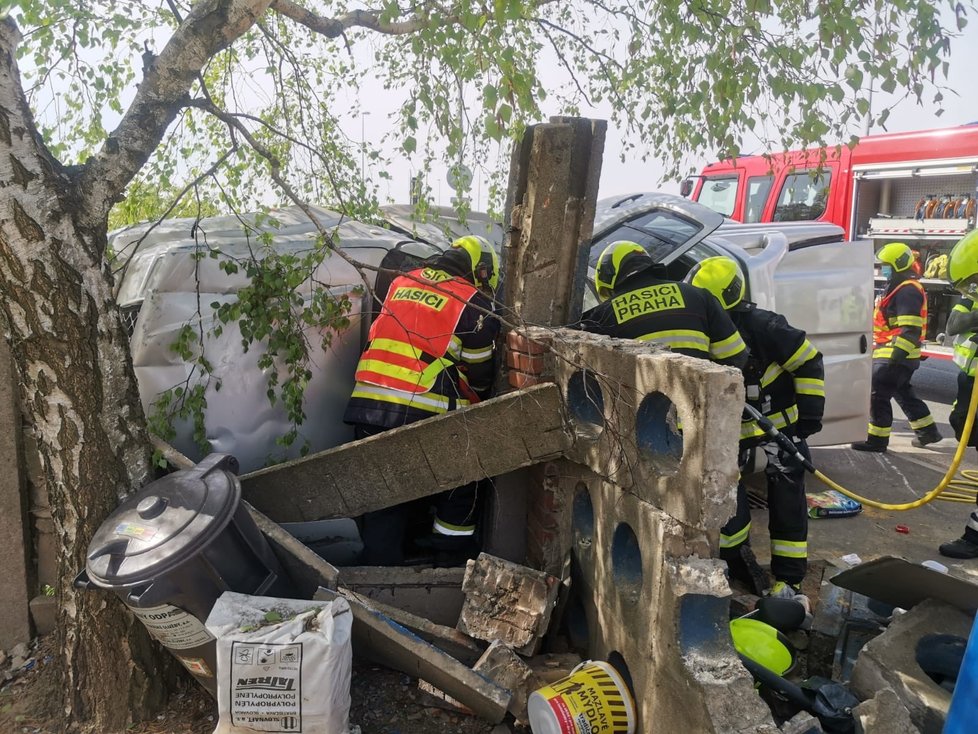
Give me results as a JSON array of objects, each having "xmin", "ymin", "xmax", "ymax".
[{"xmin": 682, "ymin": 124, "xmax": 978, "ymax": 357}]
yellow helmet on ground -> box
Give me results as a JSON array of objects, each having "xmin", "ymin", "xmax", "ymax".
[
  {"xmin": 948, "ymin": 230, "xmax": 978, "ymax": 298},
  {"xmin": 594, "ymin": 240, "xmax": 651, "ymax": 302},
  {"xmin": 876, "ymin": 242, "xmax": 914, "ymax": 273},
  {"xmin": 687, "ymin": 256, "xmax": 746, "ymax": 310},
  {"xmin": 451, "ymin": 235, "xmax": 499, "ymax": 291}
]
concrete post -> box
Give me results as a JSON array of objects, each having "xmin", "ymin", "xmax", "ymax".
[
  {"xmin": 0, "ymin": 337, "xmax": 33, "ymax": 648},
  {"xmin": 499, "ymin": 116, "xmax": 606, "ymax": 333},
  {"xmin": 492, "ymin": 117, "xmax": 606, "ymax": 567}
]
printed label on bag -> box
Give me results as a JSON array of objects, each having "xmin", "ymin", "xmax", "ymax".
[
  {"xmin": 129, "ymin": 604, "xmax": 216, "ymax": 650},
  {"xmin": 229, "ymin": 641, "xmax": 303, "ymax": 732}
]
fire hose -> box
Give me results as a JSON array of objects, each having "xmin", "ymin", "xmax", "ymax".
[{"xmin": 743, "ymin": 373, "xmax": 978, "ymax": 511}]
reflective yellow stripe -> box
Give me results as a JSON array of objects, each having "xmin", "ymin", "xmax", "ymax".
[
  {"xmin": 867, "ymin": 423, "xmax": 891, "ymax": 437},
  {"xmin": 909, "ymin": 415, "xmax": 935, "ymax": 430},
  {"xmin": 358, "ymin": 358, "xmax": 426, "ymax": 386},
  {"xmin": 889, "ymin": 315, "xmax": 924, "ymax": 327},
  {"xmin": 370, "ymin": 337, "xmax": 425, "ymax": 359},
  {"xmin": 358, "ymin": 354, "xmax": 452, "ymax": 391},
  {"xmin": 637, "ymin": 329, "xmax": 710, "ymax": 354},
  {"xmin": 720, "ymin": 522, "xmax": 751, "ymax": 548},
  {"xmin": 794, "ymin": 377, "xmax": 825, "ymax": 397},
  {"xmin": 711, "ymin": 332, "xmax": 747, "ymax": 359},
  {"xmin": 351, "ymin": 384, "xmax": 468, "ymax": 413},
  {"xmin": 874, "ymin": 346, "xmax": 921, "ymax": 359},
  {"xmin": 953, "ymin": 337, "xmax": 978, "ymax": 373},
  {"xmin": 740, "ymin": 405, "xmax": 799, "ymax": 439},
  {"xmin": 433, "ymin": 518, "xmax": 476, "ymax": 536},
  {"xmin": 783, "ymin": 340, "xmax": 819, "ymax": 372},
  {"xmin": 761, "ymin": 363, "xmax": 784, "ymax": 387},
  {"xmin": 460, "ymin": 346, "xmax": 493, "ymax": 363},
  {"xmin": 771, "ymin": 539, "xmax": 807, "ymax": 559},
  {"xmin": 953, "ymin": 303, "xmax": 971, "ymax": 314},
  {"xmin": 893, "ymin": 336, "xmax": 918, "ymax": 354}
]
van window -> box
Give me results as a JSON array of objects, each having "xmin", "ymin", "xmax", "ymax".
[
  {"xmin": 773, "ymin": 170, "xmax": 831, "ymax": 222},
  {"xmin": 696, "ymin": 176, "xmax": 738, "ymax": 217},
  {"xmin": 589, "ymin": 208, "xmax": 702, "ymax": 267},
  {"xmin": 745, "ymin": 175, "xmax": 774, "ymax": 223}
]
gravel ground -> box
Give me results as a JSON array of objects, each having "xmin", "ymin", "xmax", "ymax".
[{"xmin": 0, "ymin": 638, "xmax": 521, "ymax": 734}]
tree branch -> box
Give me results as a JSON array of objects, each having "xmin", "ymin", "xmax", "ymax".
[
  {"xmin": 77, "ymin": 0, "xmax": 275, "ymax": 229},
  {"xmin": 271, "ymin": 0, "xmax": 559, "ymax": 37}
]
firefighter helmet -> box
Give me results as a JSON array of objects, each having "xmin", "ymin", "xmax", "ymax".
[
  {"xmin": 451, "ymin": 235, "xmax": 499, "ymax": 291},
  {"xmin": 948, "ymin": 229, "xmax": 978, "ymax": 298},
  {"xmin": 876, "ymin": 242, "xmax": 914, "ymax": 273},
  {"xmin": 594, "ymin": 240, "xmax": 651, "ymax": 301},
  {"xmin": 687, "ymin": 256, "xmax": 746, "ymax": 310}
]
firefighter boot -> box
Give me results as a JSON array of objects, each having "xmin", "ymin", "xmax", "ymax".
[
  {"xmin": 850, "ymin": 436, "xmax": 888, "ymax": 453},
  {"xmin": 940, "ymin": 516, "xmax": 978, "ymax": 559},
  {"xmin": 911, "ymin": 424, "xmax": 943, "ymax": 448},
  {"xmin": 939, "ymin": 536, "xmax": 978, "ymax": 559}
]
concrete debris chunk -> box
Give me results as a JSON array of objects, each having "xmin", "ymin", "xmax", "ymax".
[
  {"xmin": 242, "ymin": 384, "xmax": 571, "ymax": 522},
  {"xmin": 473, "ymin": 640, "xmax": 537, "ymax": 721},
  {"xmin": 854, "ymin": 688, "xmax": 920, "ymax": 734},
  {"xmin": 851, "ymin": 599, "xmax": 971, "ymax": 733},
  {"xmin": 457, "ymin": 553, "xmax": 559, "ymax": 655},
  {"xmin": 779, "ymin": 712, "xmax": 822, "ymax": 733}
]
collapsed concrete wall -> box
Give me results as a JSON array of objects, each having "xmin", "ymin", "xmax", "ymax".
[
  {"xmin": 513, "ymin": 327, "xmax": 777, "ymax": 732},
  {"xmin": 235, "ymin": 322, "xmax": 775, "ymax": 731}
]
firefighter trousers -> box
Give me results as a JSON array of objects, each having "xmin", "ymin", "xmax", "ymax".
[
  {"xmin": 949, "ymin": 371, "xmax": 977, "ymax": 448},
  {"xmin": 948, "ymin": 372, "xmax": 978, "ymax": 543},
  {"xmin": 868, "ymin": 361, "xmax": 935, "ymax": 442},
  {"xmin": 354, "ymin": 423, "xmax": 479, "ymax": 565},
  {"xmin": 720, "ymin": 432, "xmax": 810, "ymax": 586}
]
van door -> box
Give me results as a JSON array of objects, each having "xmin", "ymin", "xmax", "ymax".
[
  {"xmin": 695, "ymin": 173, "xmax": 742, "ymax": 220},
  {"xmin": 769, "ymin": 164, "xmax": 839, "ymax": 223},
  {"xmin": 771, "ymin": 237, "xmax": 874, "ymax": 446}
]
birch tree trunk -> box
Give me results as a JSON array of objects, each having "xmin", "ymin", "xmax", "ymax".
[
  {"xmin": 0, "ymin": 24, "xmax": 168, "ymax": 732},
  {"xmin": 0, "ymin": 3, "xmax": 272, "ymax": 729}
]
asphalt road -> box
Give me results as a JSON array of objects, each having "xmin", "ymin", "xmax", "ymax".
[{"xmin": 747, "ymin": 357, "xmax": 978, "ymax": 586}]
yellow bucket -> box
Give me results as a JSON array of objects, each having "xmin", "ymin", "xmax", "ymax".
[{"xmin": 526, "ymin": 660, "xmax": 636, "ymax": 734}]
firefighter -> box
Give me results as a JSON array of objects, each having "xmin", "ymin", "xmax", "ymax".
[
  {"xmin": 344, "ymin": 235, "xmax": 500, "ymax": 564},
  {"xmin": 939, "ymin": 230, "xmax": 978, "ymax": 559},
  {"xmin": 851, "ymin": 242, "xmax": 942, "ymax": 452},
  {"xmin": 690, "ymin": 256, "xmax": 824, "ymax": 598},
  {"xmin": 579, "ymin": 240, "xmax": 747, "ymax": 369}
]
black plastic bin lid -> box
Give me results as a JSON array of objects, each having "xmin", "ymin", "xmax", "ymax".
[{"xmin": 86, "ymin": 453, "xmax": 241, "ymax": 588}]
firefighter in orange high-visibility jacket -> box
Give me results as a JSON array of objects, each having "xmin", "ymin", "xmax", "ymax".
[
  {"xmin": 851, "ymin": 242, "xmax": 942, "ymax": 453},
  {"xmin": 343, "ymin": 236, "xmax": 500, "ymax": 565},
  {"xmin": 690, "ymin": 256, "xmax": 823, "ymax": 599}
]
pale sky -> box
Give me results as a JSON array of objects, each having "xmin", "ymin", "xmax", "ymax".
[{"xmin": 355, "ymin": 18, "xmax": 978, "ymax": 210}]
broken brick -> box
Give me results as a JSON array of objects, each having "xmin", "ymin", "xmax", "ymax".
[{"xmin": 457, "ymin": 553, "xmax": 560, "ymax": 655}]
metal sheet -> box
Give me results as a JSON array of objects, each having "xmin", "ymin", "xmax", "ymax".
[
  {"xmin": 123, "ymin": 205, "xmax": 442, "ymax": 473},
  {"xmin": 830, "ymin": 556, "xmax": 978, "ymax": 614}
]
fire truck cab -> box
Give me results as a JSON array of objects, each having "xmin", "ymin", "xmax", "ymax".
[{"xmin": 684, "ymin": 124, "xmax": 978, "ymax": 356}]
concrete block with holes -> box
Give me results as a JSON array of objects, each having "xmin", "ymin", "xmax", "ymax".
[
  {"xmin": 553, "ymin": 463, "xmax": 778, "ymax": 732},
  {"xmin": 504, "ymin": 326, "xmax": 776, "ymax": 732},
  {"xmin": 519, "ymin": 326, "xmax": 745, "ymax": 531}
]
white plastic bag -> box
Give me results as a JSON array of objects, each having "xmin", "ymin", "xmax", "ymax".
[{"xmin": 206, "ymin": 592, "xmax": 353, "ymax": 734}]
